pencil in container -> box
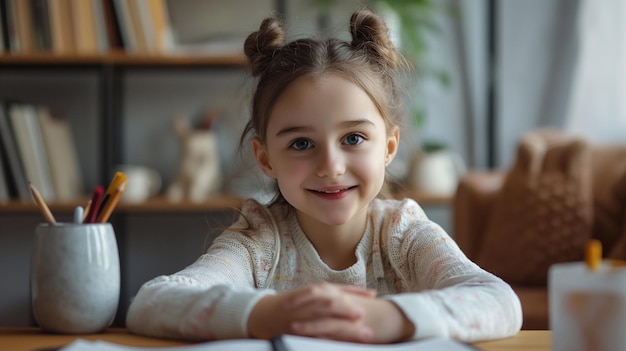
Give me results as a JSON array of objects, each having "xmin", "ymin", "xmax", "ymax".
[
  {"xmin": 97, "ymin": 181, "xmax": 127, "ymax": 223},
  {"xmin": 85, "ymin": 185, "xmax": 104, "ymax": 224},
  {"xmin": 82, "ymin": 199, "xmax": 92, "ymax": 222},
  {"xmin": 97, "ymin": 172, "xmax": 127, "ymax": 218},
  {"xmin": 29, "ymin": 182, "xmax": 56, "ymax": 224}
]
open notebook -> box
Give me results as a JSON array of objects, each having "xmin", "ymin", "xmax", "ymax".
[{"xmin": 53, "ymin": 335, "xmax": 479, "ymax": 351}]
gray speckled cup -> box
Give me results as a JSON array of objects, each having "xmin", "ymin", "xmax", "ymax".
[{"xmin": 31, "ymin": 223, "xmax": 120, "ymax": 334}]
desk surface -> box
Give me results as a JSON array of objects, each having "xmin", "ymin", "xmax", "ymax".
[{"xmin": 0, "ymin": 328, "xmax": 550, "ymax": 351}]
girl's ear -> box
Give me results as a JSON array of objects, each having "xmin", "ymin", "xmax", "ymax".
[
  {"xmin": 385, "ymin": 127, "xmax": 400, "ymax": 166},
  {"xmin": 252, "ymin": 137, "xmax": 277, "ymax": 179}
]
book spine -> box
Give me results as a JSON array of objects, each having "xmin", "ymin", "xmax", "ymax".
[
  {"xmin": 9, "ymin": 103, "xmax": 56, "ymax": 202},
  {"xmin": 0, "ymin": 0, "xmax": 7, "ymax": 52},
  {"xmin": 91, "ymin": 0, "xmax": 109, "ymax": 53},
  {"xmin": 13, "ymin": 0, "xmax": 34, "ymax": 52},
  {"xmin": 112, "ymin": 0, "xmax": 136, "ymax": 52},
  {"xmin": 0, "ymin": 101, "xmax": 31, "ymax": 202},
  {"xmin": 4, "ymin": 0, "xmax": 20, "ymax": 52},
  {"xmin": 30, "ymin": 0, "xmax": 51, "ymax": 51},
  {"xmin": 0, "ymin": 146, "xmax": 10, "ymax": 203}
]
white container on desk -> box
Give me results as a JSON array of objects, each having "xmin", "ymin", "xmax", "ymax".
[
  {"xmin": 549, "ymin": 261, "xmax": 626, "ymax": 351},
  {"xmin": 31, "ymin": 223, "xmax": 120, "ymax": 334}
]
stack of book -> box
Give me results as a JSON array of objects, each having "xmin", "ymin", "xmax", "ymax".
[
  {"xmin": 0, "ymin": 0, "xmax": 172, "ymax": 55},
  {"xmin": 0, "ymin": 100, "xmax": 83, "ymax": 204}
]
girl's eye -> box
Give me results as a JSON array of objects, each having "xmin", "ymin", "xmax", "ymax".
[
  {"xmin": 290, "ymin": 138, "xmax": 313, "ymax": 150},
  {"xmin": 343, "ymin": 133, "xmax": 365, "ymax": 146}
]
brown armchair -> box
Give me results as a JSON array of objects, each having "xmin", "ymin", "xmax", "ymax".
[{"xmin": 453, "ymin": 131, "xmax": 626, "ymax": 330}]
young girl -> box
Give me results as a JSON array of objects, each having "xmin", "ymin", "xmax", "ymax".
[{"xmin": 126, "ymin": 9, "xmax": 522, "ymax": 344}]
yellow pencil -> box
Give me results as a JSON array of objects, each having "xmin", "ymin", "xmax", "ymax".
[
  {"xmin": 585, "ymin": 239, "xmax": 602, "ymax": 271},
  {"xmin": 29, "ymin": 183, "xmax": 56, "ymax": 224},
  {"xmin": 96, "ymin": 181, "xmax": 127, "ymax": 223},
  {"xmin": 97, "ymin": 172, "xmax": 127, "ymax": 217}
]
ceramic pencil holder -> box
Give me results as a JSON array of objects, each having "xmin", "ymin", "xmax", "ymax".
[{"xmin": 31, "ymin": 223, "xmax": 120, "ymax": 334}]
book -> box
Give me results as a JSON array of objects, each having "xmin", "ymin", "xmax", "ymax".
[
  {"xmin": 3, "ymin": 0, "xmax": 20, "ymax": 52},
  {"xmin": 101, "ymin": 0, "xmax": 123, "ymax": 51},
  {"xmin": 135, "ymin": 0, "xmax": 155, "ymax": 54},
  {"xmin": 13, "ymin": 0, "xmax": 34, "ymax": 52},
  {"xmin": 91, "ymin": 0, "xmax": 110, "ymax": 53},
  {"xmin": 126, "ymin": 0, "xmax": 147, "ymax": 53},
  {"xmin": 31, "ymin": 0, "xmax": 52, "ymax": 51},
  {"xmin": 9, "ymin": 103, "xmax": 56, "ymax": 202},
  {"xmin": 0, "ymin": 101, "xmax": 30, "ymax": 201},
  {"xmin": 112, "ymin": 0, "xmax": 137, "ymax": 52},
  {"xmin": 0, "ymin": 149, "xmax": 9, "ymax": 203},
  {"xmin": 70, "ymin": 0, "xmax": 98, "ymax": 53},
  {"xmin": 146, "ymin": 0, "xmax": 172, "ymax": 53},
  {"xmin": 0, "ymin": 1, "xmax": 10, "ymax": 52},
  {"xmin": 56, "ymin": 335, "xmax": 478, "ymax": 351},
  {"xmin": 0, "ymin": 1, "xmax": 5, "ymax": 53},
  {"xmin": 36, "ymin": 106, "xmax": 84, "ymax": 201},
  {"xmin": 48, "ymin": 0, "xmax": 75, "ymax": 53}
]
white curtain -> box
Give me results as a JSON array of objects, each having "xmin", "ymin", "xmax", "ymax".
[
  {"xmin": 565, "ymin": 0, "xmax": 626, "ymax": 143},
  {"xmin": 495, "ymin": 0, "xmax": 626, "ymax": 167}
]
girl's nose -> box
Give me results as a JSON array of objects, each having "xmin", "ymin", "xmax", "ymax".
[{"xmin": 316, "ymin": 146, "xmax": 346, "ymax": 178}]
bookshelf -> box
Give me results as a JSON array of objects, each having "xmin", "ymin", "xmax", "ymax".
[
  {"xmin": 0, "ymin": 51, "xmax": 247, "ymax": 197},
  {"xmin": 0, "ymin": 195, "xmax": 244, "ymax": 213},
  {"xmin": 0, "ymin": 51, "xmax": 453, "ymax": 211},
  {"xmin": 0, "ymin": 51, "xmax": 452, "ymax": 210}
]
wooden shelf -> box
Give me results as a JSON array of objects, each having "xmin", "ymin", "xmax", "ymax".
[
  {"xmin": 0, "ymin": 51, "xmax": 247, "ymax": 67},
  {"xmin": 118, "ymin": 196, "xmax": 244, "ymax": 213},
  {"xmin": 0, "ymin": 192, "xmax": 450, "ymax": 215},
  {"xmin": 0, "ymin": 196, "xmax": 244, "ymax": 214}
]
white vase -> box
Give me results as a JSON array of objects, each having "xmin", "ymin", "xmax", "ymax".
[{"xmin": 407, "ymin": 149, "xmax": 466, "ymax": 196}]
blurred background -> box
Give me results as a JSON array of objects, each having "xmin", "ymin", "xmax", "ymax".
[
  {"xmin": 157, "ymin": 0, "xmax": 626, "ymax": 177},
  {"xmin": 3, "ymin": 0, "xmax": 625, "ymax": 201}
]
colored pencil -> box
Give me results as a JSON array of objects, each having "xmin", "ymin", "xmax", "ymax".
[
  {"xmin": 29, "ymin": 182, "xmax": 56, "ymax": 224},
  {"xmin": 85, "ymin": 185, "xmax": 104, "ymax": 224},
  {"xmin": 97, "ymin": 181, "xmax": 127, "ymax": 223}
]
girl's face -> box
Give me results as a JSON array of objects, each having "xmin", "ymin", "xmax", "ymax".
[{"xmin": 253, "ymin": 74, "xmax": 399, "ymax": 230}]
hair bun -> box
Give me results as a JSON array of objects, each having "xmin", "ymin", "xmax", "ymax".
[
  {"xmin": 350, "ymin": 9, "xmax": 399, "ymax": 71},
  {"xmin": 244, "ymin": 17, "xmax": 286, "ymax": 76}
]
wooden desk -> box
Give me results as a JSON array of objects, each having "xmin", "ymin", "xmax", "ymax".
[{"xmin": 0, "ymin": 328, "xmax": 550, "ymax": 351}]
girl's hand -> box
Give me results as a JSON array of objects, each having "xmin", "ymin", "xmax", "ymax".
[
  {"xmin": 285, "ymin": 283, "xmax": 377, "ymax": 321},
  {"xmin": 247, "ymin": 283, "xmax": 375, "ymax": 340},
  {"xmin": 286, "ymin": 283, "xmax": 415, "ymax": 344}
]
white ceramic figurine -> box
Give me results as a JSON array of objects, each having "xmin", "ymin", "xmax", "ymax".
[{"xmin": 167, "ymin": 109, "xmax": 222, "ymax": 203}]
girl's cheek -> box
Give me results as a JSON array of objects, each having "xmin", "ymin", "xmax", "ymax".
[{"xmin": 293, "ymin": 160, "xmax": 313, "ymax": 176}]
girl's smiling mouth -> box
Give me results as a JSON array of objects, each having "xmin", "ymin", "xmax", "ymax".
[{"xmin": 308, "ymin": 186, "xmax": 357, "ymax": 199}]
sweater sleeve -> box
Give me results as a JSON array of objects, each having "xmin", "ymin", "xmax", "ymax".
[
  {"xmin": 382, "ymin": 200, "xmax": 523, "ymax": 342},
  {"xmin": 126, "ymin": 200, "xmax": 278, "ymax": 341}
]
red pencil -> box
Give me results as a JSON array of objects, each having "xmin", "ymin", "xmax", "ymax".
[{"xmin": 84, "ymin": 185, "xmax": 104, "ymax": 224}]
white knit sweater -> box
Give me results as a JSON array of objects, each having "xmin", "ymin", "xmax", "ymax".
[{"xmin": 126, "ymin": 198, "xmax": 522, "ymax": 342}]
